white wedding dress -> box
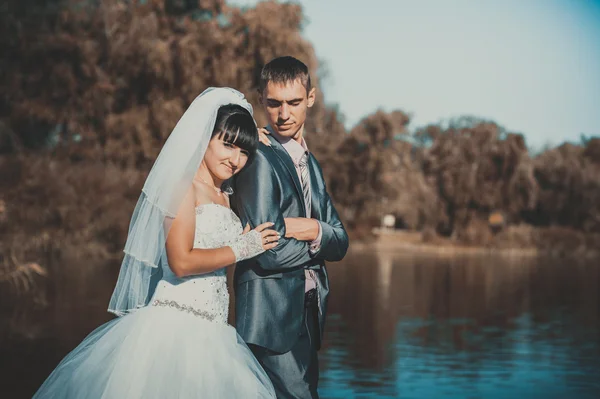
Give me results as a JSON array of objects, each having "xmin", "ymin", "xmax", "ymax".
[{"xmin": 34, "ymin": 203, "xmax": 276, "ymax": 398}]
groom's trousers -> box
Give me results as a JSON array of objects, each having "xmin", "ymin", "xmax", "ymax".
[{"xmin": 249, "ymin": 289, "xmax": 321, "ymax": 399}]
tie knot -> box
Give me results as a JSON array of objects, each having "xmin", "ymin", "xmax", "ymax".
[{"xmin": 298, "ymin": 152, "xmax": 309, "ymax": 167}]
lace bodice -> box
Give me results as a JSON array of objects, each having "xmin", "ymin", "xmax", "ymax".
[{"xmin": 150, "ymin": 203, "xmax": 243, "ymax": 323}]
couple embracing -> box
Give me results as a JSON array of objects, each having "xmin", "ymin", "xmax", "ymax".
[{"xmin": 34, "ymin": 56, "xmax": 349, "ymax": 399}]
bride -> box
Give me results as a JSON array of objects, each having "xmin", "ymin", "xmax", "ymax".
[{"xmin": 34, "ymin": 88, "xmax": 278, "ymax": 398}]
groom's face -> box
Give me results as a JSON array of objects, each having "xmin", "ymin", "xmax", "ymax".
[{"xmin": 260, "ymin": 79, "xmax": 315, "ymax": 141}]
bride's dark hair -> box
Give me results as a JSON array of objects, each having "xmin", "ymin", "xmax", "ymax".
[{"xmin": 212, "ymin": 103, "xmax": 258, "ymax": 158}]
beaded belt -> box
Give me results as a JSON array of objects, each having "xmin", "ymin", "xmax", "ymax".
[{"xmin": 151, "ymin": 299, "xmax": 224, "ymax": 323}]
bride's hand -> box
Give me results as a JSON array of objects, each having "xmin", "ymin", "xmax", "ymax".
[
  {"xmin": 231, "ymin": 223, "xmax": 279, "ymax": 262},
  {"xmin": 258, "ymin": 128, "xmax": 271, "ymax": 146},
  {"xmin": 244, "ymin": 222, "xmax": 279, "ymax": 250}
]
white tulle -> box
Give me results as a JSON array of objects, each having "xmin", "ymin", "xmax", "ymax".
[
  {"xmin": 108, "ymin": 87, "xmax": 254, "ymax": 316},
  {"xmin": 32, "ymin": 307, "xmax": 275, "ymax": 398},
  {"xmin": 33, "ymin": 204, "xmax": 276, "ymax": 398}
]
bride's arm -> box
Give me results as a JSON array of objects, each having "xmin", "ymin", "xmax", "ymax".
[
  {"xmin": 165, "ymin": 190, "xmax": 235, "ymax": 277},
  {"xmin": 165, "ymin": 189, "xmax": 278, "ymax": 278}
]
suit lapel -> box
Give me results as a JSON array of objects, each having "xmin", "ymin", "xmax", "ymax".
[
  {"xmin": 265, "ymin": 127, "xmax": 307, "ymax": 216},
  {"xmin": 308, "ymin": 153, "xmax": 323, "ymax": 221}
]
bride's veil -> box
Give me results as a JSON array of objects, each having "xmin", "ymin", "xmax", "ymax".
[{"xmin": 108, "ymin": 87, "xmax": 254, "ymax": 316}]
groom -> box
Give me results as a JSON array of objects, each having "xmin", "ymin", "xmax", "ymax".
[{"xmin": 230, "ymin": 56, "xmax": 349, "ymax": 398}]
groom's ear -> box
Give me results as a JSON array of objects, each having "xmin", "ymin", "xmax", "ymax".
[{"xmin": 307, "ymin": 87, "xmax": 316, "ymax": 108}]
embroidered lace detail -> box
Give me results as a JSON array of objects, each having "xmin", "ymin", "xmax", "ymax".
[
  {"xmin": 230, "ymin": 230, "xmax": 265, "ymax": 262},
  {"xmin": 194, "ymin": 204, "xmax": 242, "ymax": 249},
  {"xmin": 152, "ymin": 299, "xmax": 226, "ymax": 323}
]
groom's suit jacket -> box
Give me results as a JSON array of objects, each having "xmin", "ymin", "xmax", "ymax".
[{"xmin": 230, "ymin": 131, "xmax": 349, "ymax": 354}]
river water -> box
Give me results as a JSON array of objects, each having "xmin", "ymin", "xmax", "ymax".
[{"xmin": 1, "ymin": 250, "xmax": 598, "ymax": 398}]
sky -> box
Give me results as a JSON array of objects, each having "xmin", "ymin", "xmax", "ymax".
[{"xmin": 231, "ymin": 0, "xmax": 600, "ymax": 149}]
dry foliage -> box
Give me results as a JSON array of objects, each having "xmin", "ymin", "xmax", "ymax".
[{"xmin": 1, "ymin": 0, "xmax": 599, "ymax": 293}]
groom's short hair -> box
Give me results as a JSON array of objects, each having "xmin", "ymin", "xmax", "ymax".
[{"xmin": 259, "ymin": 56, "xmax": 312, "ymax": 93}]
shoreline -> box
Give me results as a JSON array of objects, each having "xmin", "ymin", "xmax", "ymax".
[
  {"xmin": 351, "ymin": 239, "xmax": 541, "ymax": 257},
  {"xmin": 349, "ymin": 229, "xmax": 599, "ymax": 259}
]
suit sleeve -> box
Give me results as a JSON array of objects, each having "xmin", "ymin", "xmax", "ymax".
[
  {"xmin": 233, "ymin": 150, "xmax": 315, "ymax": 271},
  {"xmin": 311, "ymin": 190, "xmax": 349, "ymax": 262},
  {"xmin": 309, "ymin": 162, "xmax": 349, "ymax": 262}
]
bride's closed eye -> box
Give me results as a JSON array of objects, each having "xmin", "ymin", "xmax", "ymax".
[{"xmin": 223, "ymin": 142, "xmax": 249, "ymax": 156}]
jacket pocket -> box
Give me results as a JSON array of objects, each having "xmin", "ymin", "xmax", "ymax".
[{"xmin": 237, "ymin": 272, "xmax": 283, "ymax": 284}]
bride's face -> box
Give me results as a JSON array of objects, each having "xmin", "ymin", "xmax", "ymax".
[{"xmin": 203, "ymin": 136, "xmax": 250, "ymax": 181}]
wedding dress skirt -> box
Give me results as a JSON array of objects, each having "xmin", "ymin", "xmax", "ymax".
[
  {"xmin": 33, "ymin": 204, "xmax": 276, "ymax": 398},
  {"xmin": 33, "ymin": 302, "xmax": 275, "ymax": 398}
]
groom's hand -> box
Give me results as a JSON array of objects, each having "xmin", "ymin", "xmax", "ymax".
[
  {"xmin": 283, "ymin": 217, "xmax": 319, "ymax": 242},
  {"xmin": 257, "ymin": 127, "xmax": 272, "ymax": 147}
]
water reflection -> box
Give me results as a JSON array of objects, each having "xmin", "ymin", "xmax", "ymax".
[
  {"xmin": 320, "ymin": 252, "xmax": 600, "ymax": 398},
  {"xmin": 0, "ymin": 251, "xmax": 599, "ymax": 398}
]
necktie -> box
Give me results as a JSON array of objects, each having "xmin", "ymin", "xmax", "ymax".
[
  {"xmin": 298, "ymin": 152, "xmax": 311, "ymax": 217},
  {"xmin": 299, "ymin": 151, "xmax": 318, "ymax": 307}
]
